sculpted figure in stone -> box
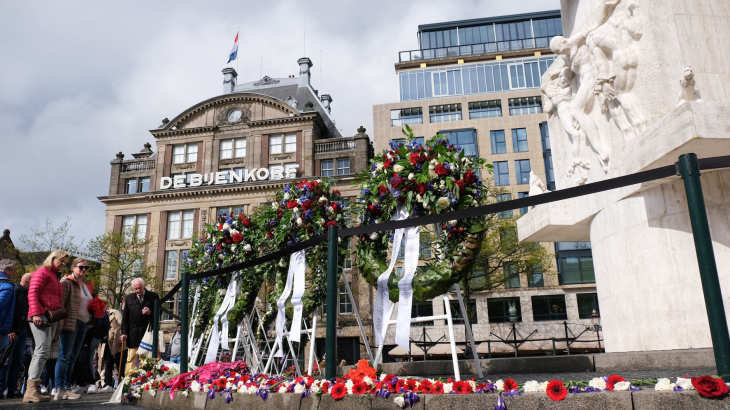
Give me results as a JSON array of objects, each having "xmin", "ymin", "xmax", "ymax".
[
  {"xmin": 678, "ymin": 66, "xmax": 702, "ymax": 106},
  {"xmin": 528, "ymin": 171, "xmax": 548, "ymax": 196},
  {"xmin": 586, "ymin": 0, "xmax": 646, "ymax": 138},
  {"xmin": 548, "ymin": 34, "xmax": 610, "ymax": 172},
  {"xmin": 542, "ymin": 67, "xmax": 590, "ymax": 185}
]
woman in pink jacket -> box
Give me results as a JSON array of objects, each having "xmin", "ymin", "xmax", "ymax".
[{"xmin": 23, "ymin": 250, "xmax": 69, "ymax": 404}]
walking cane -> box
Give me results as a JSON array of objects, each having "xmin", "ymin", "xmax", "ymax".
[{"xmin": 119, "ymin": 340, "xmax": 125, "ymax": 381}]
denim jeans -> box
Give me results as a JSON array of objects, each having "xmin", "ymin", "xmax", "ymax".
[
  {"xmin": 54, "ymin": 319, "xmax": 87, "ymax": 390},
  {"xmin": 88, "ymin": 337, "xmax": 101, "ymax": 379},
  {"xmin": 170, "ymin": 356, "xmax": 180, "ymax": 364},
  {"xmin": 28, "ymin": 321, "xmax": 59, "ymax": 380},
  {"xmin": 0, "ymin": 326, "xmax": 29, "ymax": 394}
]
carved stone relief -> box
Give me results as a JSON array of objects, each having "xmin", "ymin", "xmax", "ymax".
[
  {"xmin": 167, "ymin": 240, "xmax": 191, "ymax": 248},
  {"xmin": 254, "ymin": 76, "xmax": 280, "ymax": 86},
  {"xmin": 220, "ymin": 158, "xmax": 246, "ymax": 166},
  {"xmin": 528, "ymin": 171, "xmax": 548, "ymax": 196},
  {"xmin": 216, "ymin": 104, "xmax": 252, "ymax": 126},
  {"xmin": 678, "ymin": 66, "xmax": 702, "ymax": 106},
  {"xmin": 201, "ymin": 209, "xmax": 207, "ymax": 224},
  {"xmin": 172, "ymin": 163, "xmax": 195, "ymax": 171}
]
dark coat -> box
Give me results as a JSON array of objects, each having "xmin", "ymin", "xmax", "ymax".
[
  {"xmin": 11, "ymin": 283, "xmax": 29, "ymax": 332},
  {"xmin": 121, "ymin": 290, "xmax": 159, "ymax": 348}
]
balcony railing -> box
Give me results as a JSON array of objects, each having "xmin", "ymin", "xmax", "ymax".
[
  {"xmin": 391, "ymin": 117, "xmax": 423, "ymax": 127},
  {"xmin": 398, "ymin": 36, "xmax": 554, "ymax": 62},
  {"xmin": 121, "ymin": 160, "xmax": 155, "ymax": 173},
  {"xmin": 314, "ymin": 140, "xmax": 356, "ymax": 155}
]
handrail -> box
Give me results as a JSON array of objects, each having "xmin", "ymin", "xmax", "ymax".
[
  {"xmin": 398, "ymin": 35, "xmax": 555, "ymax": 62},
  {"xmin": 121, "ymin": 159, "xmax": 155, "ymax": 173}
]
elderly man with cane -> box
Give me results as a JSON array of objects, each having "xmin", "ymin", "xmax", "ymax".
[{"xmin": 120, "ymin": 278, "xmax": 158, "ymax": 374}]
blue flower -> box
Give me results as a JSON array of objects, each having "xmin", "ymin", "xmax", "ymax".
[
  {"xmin": 404, "ymin": 391, "xmax": 420, "ymax": 408},
  {"xmin": 494, "ymin": 393, "xmax": 506, "ymax": 410}
]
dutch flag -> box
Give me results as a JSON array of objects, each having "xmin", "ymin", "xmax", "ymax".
[{"xmin": 227, "ymin": 31, "xmax": 239, "ymax": 64}]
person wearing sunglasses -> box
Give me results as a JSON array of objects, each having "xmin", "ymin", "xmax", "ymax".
[{"xmin": 53, "ymin": 258, "xmax": 93, "ymax": 401}]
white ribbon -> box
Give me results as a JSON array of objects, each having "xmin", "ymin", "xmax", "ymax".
[
  {"xmin": 288, "ymin": 250, "xmax": 307, "ymax": 343},
  {"xmin": 395, "ymin": 224, "xmax": 420, "ymax": 350},
  {"xmin": 188, "ymin": 286, "xmax": 201, "ymax": 356},
  {"xmin": 220, "ymin": 278, "xmax": 240, "ymax": 350},
  {"xmin": 373, "ymin": 203, "xmax": 408, "ymax": 345},
  {"xmin": 274, "ymin": 256, "xmax": 297, "ymax": 357},
  {"xmin": 204, "ymin": 278, "xmax": 237, "ymax": 363}
]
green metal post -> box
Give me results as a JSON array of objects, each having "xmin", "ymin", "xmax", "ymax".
[
  {"xmin": 325, "ymin": 225, "xmax": 339, "ymax": 379},
  {"xmin": 180, "ymin": 272, "xmax": 189, "ymax": 372},
  {"xmin": 679, "ymin": 153, "xmax": 730, "ymax": 381},
  {"xmin": 152, "ymin": 299, "xmax": 160, "ymax": 358},
  {"xmin": 487, "ymin": 340, "xmax": 491, "ymax": 359}
]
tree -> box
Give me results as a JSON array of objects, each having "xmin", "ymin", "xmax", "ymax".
[
  {"xmin": 10, "ymin": 217, "xmax": 85, "ymax": 279},
  {"xmin": 459, "ymin": 185, "xmax": 554, "ymax": 335},
  {"xmin": 87, "ymin": 228, "xmax": 158, "ymax": 308}
]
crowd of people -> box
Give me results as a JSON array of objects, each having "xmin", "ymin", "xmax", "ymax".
[{"xmin": 0, "ymin": 251, "xmax": 163, "ymax": 403}]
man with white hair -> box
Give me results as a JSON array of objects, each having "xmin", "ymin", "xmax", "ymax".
[{"xmin": 120, "ymin": 278, "xmax": 159, "ymax": 373}]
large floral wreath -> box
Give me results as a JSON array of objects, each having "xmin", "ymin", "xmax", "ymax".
[
  {"xmin": 355, "ymin": 130, "xmax": 490, "ymax": 302},
  {"xmin": 255, "ymin": 178, "xmax": 349, "ymax": 335},
  {"xmin": 182, "ymin": 211, "xmax": 265, "ymax": 330}
]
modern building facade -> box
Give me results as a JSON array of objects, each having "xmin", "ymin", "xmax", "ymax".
[
  {"xmin": 373, "ymin": 11, "xmax": 601, "ymax": 356},
  {"xmin": 99, "ymin": 58, "xmax": 376, "ymax": 365}
]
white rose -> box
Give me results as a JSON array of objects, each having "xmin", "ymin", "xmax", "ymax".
[
  {"xmin": 416, "ymin": 194, "xmax": 423, "ymax": 202},
  {"xmin": 310, "ymin": 385, "xmax": 321, "ymax": 395},
  {"xmin": 284, "ymin": 193, "xmax": 290, "ymax": 200},
  {"xmin": 393, "ymin": 396, "xmax": 405, "ymax": 408},
  {"xmin": 297, "ymin": 217, "xmax": 303, "ymax": 227},
  {"xmin": 394, "ymin": 164, "xmax": 405, "ymax": 173},
  {"xmin": 231, "ymin": 245, "xmax": 237, "ymax": 252},
  {"xmin": 430, "ymin": 158, "xmax": 438, "ymax": 166},
  {"xmin": 223, "ymin": 223, "xmax": 230, "ymax": 230},
  {"xmin": 294, "ymin": 383, "xmax": 306, "ymax": 394},
  {"xmin": 376, "ymin": 163, "xmax": 384, "ymax": 171},
  {"xmin": 363, "ymin": 376, "xmax": 373, "ymax": 386},
  {"xmin": 588, "ymin": 377, "xmax": 606, "ymax": 390},
  {"xmin": 376, "ymin": 219, "xmax": 382, "ymax": 224},
  {"xmin": 243, "ymin": 244, "xmax": 252, "ymax": 252},
  {"xmin": 278, "ymin": 385, "xmax": 288, "ymax": 393},
  {"xmin": 676, "ymin": 378, "xmax": 694, "ymax": 390},
  {"xmin": 327, "ymin": 206, "xmax": 334, "ymax": 213},
  {"xmin": 449, "ymin": 220, "xmax": 457, "ymax": 227},
  {"xmin": 316, "ymin": 179, "xmax": 322, "ymax": 183},
  {"xmin": 654, "ymin": 378, "xmax": 674, "ymax": 391},
  {"xmin": 613, "ymin": 381, "xmax": 631, "ymax": 391},
  {"xmin": 437, "ymin": 197, "xmax": 450, "ymax": 209},
  {"xmin": 369, "ymin": 232, "xmax": 379, "ymax": 240},
  {"xmin": 408, "ymin": 173, "xmax": 414, "ymax": 180},
  {"xmin": 182, "ymin": 391, "xmax": 189, "ymax": 397},
  {"xmin": 218, "ymin": 254, "xmax": 225, "ymax": 260},
  {"xmin": 429, "ymin": 170, "xmax": 438, "ymax": 180},
  {"xmin": 230, "ymin": 228, "xmax": 239, "ymax": 235},
  {"xmin": 387, "ymin": 153, "xmax": 393, "ymax": 160},
  {"xmin": 443, "ymin": 383, "xmax": 453, "ymax": 394},
  {"xmin": 523, "ymin": 380, "xmax": 541, "ymax": 393},
  {"xmin": 495, "ymin": 380, "xmax": 504, "ymax": 391}
]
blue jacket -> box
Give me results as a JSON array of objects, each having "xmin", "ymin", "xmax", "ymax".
[{"xmin": 0, "ymin": 272, "xmax": 14, "ymax": 335}]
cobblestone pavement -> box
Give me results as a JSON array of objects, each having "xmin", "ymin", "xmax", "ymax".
[{"xmin": 0, "ymin": 391, "xmax": 123, "ymax": 409}]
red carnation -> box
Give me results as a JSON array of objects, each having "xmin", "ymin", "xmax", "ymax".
[
  {"xmin": 330, "ymin": 382, "xmax": 347, "ymax": 400},
  {"xmin": 546, "ymin": 380, "xmax": 567, "ymax": 401},
  {"xmin": 435, "ymin": 163, "xmax": 449, "ymax": 176},
  {"xmin": 503, "ymin": 378, "xmax": 518, "ymax": 391},
  {"xmin": 352, "ymin": 381, "xmax": 368, "ymax": 395},
  {"xmin": 606, "ymin": 375, "xmax": 626, "ymax": 391},
  {"xmin": 321, "ymin": 381, "xmax": 330, "ymax": 393},
  {"xmin": 378, "ymin": 184, "xmax": 388, "ymax": 195},
  {"xmin": 464, "ymin": 170, "xmax": 478, "ymax": 185},
  {"xmin": 231, "ymin": 233, "xmax": 243, "ymax": 243},
  {"xmin": 433, "ymin": 381, "xmax": 444, "ymax": 394},
  {"xmin": 287, "ymin": 200, "xmax": 298, "ymax": 209},
  {"xmin": 692, "ymin": 375, "xmax": 729, "ymax": 398},
  {"xmin": 455, "ymin": 180, "xmax": 466, "ymax": 194}
]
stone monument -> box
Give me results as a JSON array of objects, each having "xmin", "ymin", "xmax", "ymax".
[{"xmin": 518, "ymin": 0, "xmax": 730, "ymax": 353}]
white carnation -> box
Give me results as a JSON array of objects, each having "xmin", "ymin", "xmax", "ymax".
[
  {"xmin": 243, "ymin": 244, "xmax": 252, "ymax": 252},
  {"xmin": 380, "ymin": 373, "xmax": 388, "ymax": 381},
  {"xmin": 346, "ymin": 380, "xmax": 354, "ymax": 394},
  {"xmin": 654, "ymin": 378, "xmax": 675, "ymax": 391},
  {"xmin": 310, "ymin": 385, "xmax": 321, "ymax": 395},
  {"xmin": 495, "ymin": 380, "xmax": 504, "ymax": 391},
  {"xmin": 676, "ymin": 378, "xmax": 694, "ymax": 390},
  {"xmin": 319, "ymin": 197, "xmax": 328, "ymax": 204},
  {"xmin": 278, "ymin": 385, "xmax": 288, "ymax": 393},
  {"xmin": 443, "ymin": 382, "xmax": 453, "ymax": 394},
  {"xmin": 223, "ymin": 223, "xmax": 230, "ymax": 230},
  {"xmin": 191, "ymin": 381, "xmax": 202, "ymax": 392},
  {"xmin": 523, "ymin": 380, "xmax": 541, "ymax": 392},
  {"xmin": 363, "ymin": 376, "xmax": 374, "ymax": 386},
  {"xmin": 393, "ymin": 396, "xmax": 405, "ymax": 408},
  {"xmin": 294, "ymin": 383, "xmax": 306, "ymax": 394},
  {"xmin": 297, "ymin": 217, "xmax": 303, "ymax": 227},
  {"xmin": 272, "ymin": 202, "xmax": 278, "ymax": 209},
  {"xmin": 247, "ymin": 385, "xmax": 258, "ymax": 394},
  {"xmin": 613, "ymin": 381, "xmax": 631, "ymax": 391},
  {"xmin": 539, "ymin": 381, "xmax": 549, "ymax": 392},
  {"xmin": 588, "ymin": 377, "xmax": 606, "ymax": 390},
  {"xmin": 376, "ymin": 163, "xmax": 384, "ymax": 171},
  {"xmin": 284, "ymin": 193, "xmax": 290, "ymax": 200}
]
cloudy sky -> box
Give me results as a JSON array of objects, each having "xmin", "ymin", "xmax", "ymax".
[{"xmin": 0, "ymin": 0, "xmax": 559, "ymax": 250}]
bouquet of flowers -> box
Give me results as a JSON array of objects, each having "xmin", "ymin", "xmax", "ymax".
[{"xmin": 355, "ymin": 129, "xmax": 490, "ymax": 302}]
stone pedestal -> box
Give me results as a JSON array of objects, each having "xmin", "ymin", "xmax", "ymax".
[{"xmin": 518, "ymin": 0, "xmax": 730, "ymax": 353}]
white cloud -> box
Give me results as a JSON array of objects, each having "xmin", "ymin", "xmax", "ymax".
[{"xmin": 0, "ymin": 0, "xmax": 559, "ymax": 249}]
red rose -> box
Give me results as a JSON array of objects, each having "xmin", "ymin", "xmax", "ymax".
[
  {"xmin": 378, "ymin": 184, "xmax": 388, "ymax": 195},
  {"xmin": 330, "ymin": 382, "xmax": 347, "ymax": 400},
  {"xmin": 384, "ymin": 159, "xmax": 393, "ymax": 169},
  {"xmin": 366, "ymin": 204, "xmax": 380, "ymax": 216},
  {"xmin": 415, "ymin": 182, "xmax": 428, "ymax": 195},
  {"xmin": 231, "ymin": 233, "xmax": 243, "ymax": 243},
  {"xmin": 332, "ymin": 202, "xmax": 341, "ymax": 213},
  {"xmin": 333, "ymin": 189, "xmax": 341, "ymax": 195},
  {"xmin": 301, "ymin": 200, "xmax": 313, "ymax": 211},
  {"xmin": 606, "ymin": 375, "xmax": 626, "ymax": 390},
  {"xmin": 241, "ymin": 217, "xmax": 252, "ymax": 227},
  {"xmin": 287, "ymin": 200, "xmax": 298, "ymax": 209},
  {"xmin": 455, "ymin": 180, "xmax": 466, "ymax": 194},
  {"xmin": 409, "ymin": 153, "xmax": 422, "ymax": 165},
  {"xmin": 218, "ymin": 223, "xmax": 224, "ymax": 231},
  {"xmin": 692, "ymin": 376, "xmax": 729, "ymax": 398},
  {"xmin": 546, "ymin": 380, "xmax": 567, "ymax": 401},
  {"xmin": 435, "ymin": 163, "xmax": 449, "ymax": 176},
  {"xmin": 503, "ymin": 378, "xmax": 518, "ymax": 391},
  {"xmin": 391, "ymin": 173, "xmax": 404, "ymax": 189},
  {"xmin": 464, "ymin": 170, "xmax": 478, "ymax": 185},
  {"xmin": 325, "ymin": 221, "xmax": 338, "ymax": 228}
]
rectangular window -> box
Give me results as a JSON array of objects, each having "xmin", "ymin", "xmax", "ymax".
[
  {"xmin": 429, "ymin": 103, "xmax": 462, "ymax": 123},
  {"xmin": 487, "ymin": 297, "xmax": 521, "ymax": 323},
  {"xmin": 167, "ymin": 212, "xmax": 180, "ymax": 240},
  {"xmin": 411, "ymin": 301, "xmax": 434, "ymax": 326},
  {"xmin": 528, "ymin": 264, "xmax": 544, "ymax": 287},
  {"xmin": 419, "ymin": 232, "xmax": 432, "ymax": 258},
  {"xmin": 559, "ymin": 256, "xmax": 595, "ymax": 284},
  {"xmin": 490, "ymin": 130, "xmax": 507, "ymax": 154},
  {"xmin": 172, "ymin": 145, "xmax": 185, "ymax": 164},
  {"xmin": 518, "ymin": 192, "xmax": 529, "ymax": 215},
  {"xmin": 441, "ymin": 129, "xmax": 478, "ymax": 158},
  {"xmin": 135, "ymin": 215, "xmax": 147, "ymax": 241},
  {"xmin": 338, "ymin": 284, "xmax": 353, "ymax": 314},
  {"xmin": 321, "ymin": 160, "xmax": 334, "ymax": 177},
  {"xmin": 182, "ymin": 210, "xmax": 194, "ymax": 239},
  {"xmin": 494, "ymin": 161, "xmax": 510, "ymax": 186},
  {"xmin": 161, "ymin": 297, "xmax": 176, "ymax": 321},
  {"xmin": 504, "ymin": 262, "xmax": 520, "ymax": 288},
  {"xmin": 186, "ymin": 143, "xmax": 198, "ymax": 163},
  {"xmin": 125, "ymin": 179, "xmax": 137, "ymax": 194},
  {"xmin": 337, "ymin": 158, "xmax": 351, "ymax": 175},
  {"xmin": 516, "ymin": 159, "xmax": 531, "ymax": 184},
  {"xmin": 469, "ymin": 100, "xmax": 502, "ymax": 119},
  {"xmin": 449, "ymin": 299, "xmax": 477, "ymax": 324},
  {"xmin": 344, "ymin": 239, "xmax": 352, "ymax": 270},
  {"xmin": 509, "ymin": 96, "xmax": 543, "ymax": 116},
  {"xmin": 512, "ymin": 128, "xmax": 528, "ymax": 152},
  {"xmin": 391, "ymin": 108, "xmax": 423, "ymax": 126},
  {"xmin": 270, "ymin": 135, "xmax": 283, "ymax": 154},
  {"xmin": 532, "ymin": 295, "xmax": 568, "ymax": 321},
  {"xmin": 284, "ymin": 134, "xmax": 296, "ymax": 153},
  {"xmin": 470, "ymin": 268, "xmax": 489, "ymax": 289},
  {"xmin": 235, "ymin": 138, "xmax": 247, "ymax": 157},
  {"xmin": 577, "ymin": 293, "xmax": 600, "ymax": 319},
  {"xmin": 165, "ymin": 250, "xmax": 178, "ymax": 280},
  {"xmin": 497, "ymin": 193, "xmax": 513, "ymax": 218},
  {"xmin": 139, "ymin": 177, "xmax": 150, "ymax": 193},
  {"xmin": 122, "ymin": 216, "xmax": 135, "ymax": 238},
  {"xmin": 220, "ymin": 140, "xmax": 233, "ymax": 159}
]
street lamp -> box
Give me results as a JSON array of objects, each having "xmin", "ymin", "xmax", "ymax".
[
  {"xmin": 590, "ymin": 309, "xmax": 601, "ymax": 351},
  {"xmin": 508, "ymin": 301, "xmax": 518, "ymax": 357}
]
